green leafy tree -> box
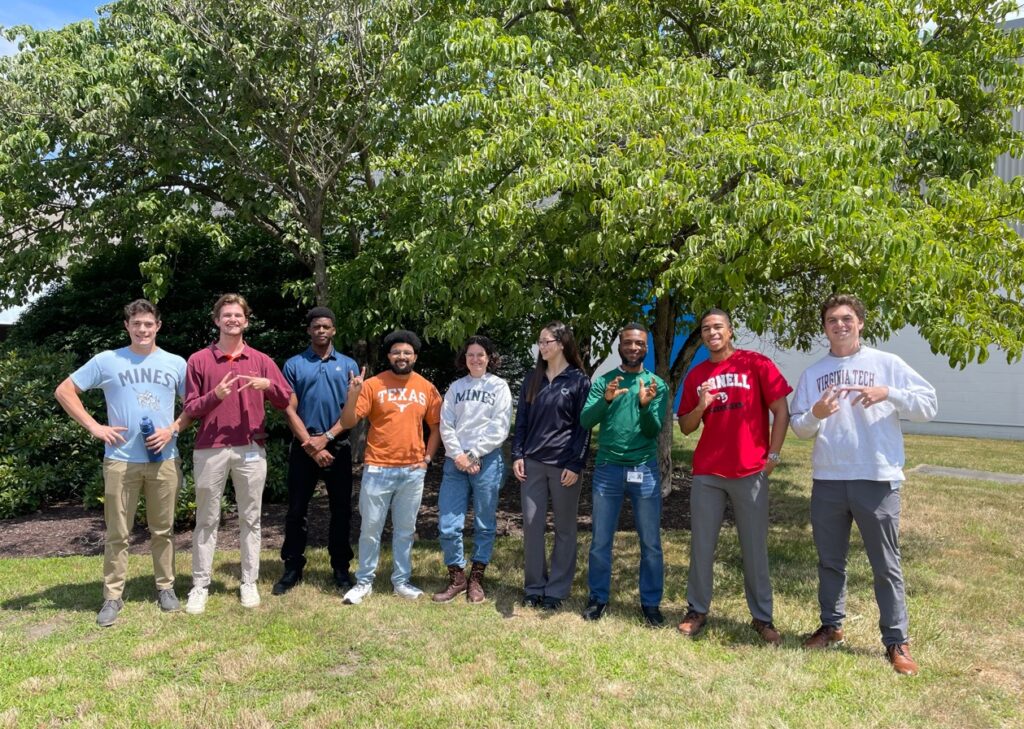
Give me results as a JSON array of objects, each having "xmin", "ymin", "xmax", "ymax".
[
  {"xmin": 387, "ymin": 0, "xmax": 1024, "ymax": 490},
  {"xmin": 0, "ymin": 0, "xmax": 423, "ymax": 310}
]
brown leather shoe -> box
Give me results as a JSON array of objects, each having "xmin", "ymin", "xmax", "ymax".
[
  {"xmin": 432, "ymin": 565, "xmax": 467, "ymax": 603},
  {"xmin": 677, "ymin": 610, "xmax": 707, "ymax": 637},
  {"xmin": 803, "ymin": 624, "xmax": 845, "ymax": 649},
  {"xmin": 467, "ymin": 561, "xmax": 486, "ymax": 604},
  {"xmin": 886, "ymin": 643, "xmax": 919, "ymax": 676},
  {"xmin": 752, "ymin": 618, "xmax": 782, "ymax": 646}
]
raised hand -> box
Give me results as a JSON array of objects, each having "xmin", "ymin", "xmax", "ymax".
[
  {"xmin": 348, "ymin": 366, "xmax": 367, "ymax": 398},
  {"xmin": 696, "ymin": 382, "xmax": 717, "ymax": 412},
  {"xmin": 638, "ymin": 377, "xmax": 658, "ymax": 407},
  {"xmin": 841, "ymin": 385, "xmax": 890, "ymax": 409},
  {"xmin": 604, "ymin": 375, "xmax": 630, "ymax": 403},
  {"xmin": 811, "ymin": 385, "xmax": 841, "ymax": 419},
  {"xmin": 214, "ymin": 372, "xmax": 241, "ymax": 400},
  {"xmin": 237, "ymin": 375, "xmax": 270, "ymax": 391}
]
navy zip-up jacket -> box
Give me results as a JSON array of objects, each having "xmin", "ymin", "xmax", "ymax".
[{"xmin": 511, "ymin": 366, "xmax": 591, "ymax": 473}]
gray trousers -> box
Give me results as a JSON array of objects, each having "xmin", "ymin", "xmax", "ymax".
[
  {"xmin": 521, "ymin": 458, "xmax": 581, "ymax": 600},
  {"xmin": 810, "ymin": 479, "xmax": 909, "ymax": 646},
  {"xmin": 687, "ymin": 472, "xmax": 773, "ymax": 623}
]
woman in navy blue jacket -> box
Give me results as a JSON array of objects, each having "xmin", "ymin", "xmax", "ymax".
[{"xmin": 512, "ymin": 321, "xmax": 591, "ymax": 610}]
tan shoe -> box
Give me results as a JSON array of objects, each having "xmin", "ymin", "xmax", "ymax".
[
  {"xmin": 677, "ymin": 610, "xmax": 707, "ymax": 637},
  {"xmin": 803, "ymin": 624, "xmax": 844, "ymax": 649},
  {"xmin": 886, "ymin": 643, "xmax": 919, "ymax": 676},
  {"xmin": 752, "ymin": 618, "xmax": 782, "ymax": 646}
]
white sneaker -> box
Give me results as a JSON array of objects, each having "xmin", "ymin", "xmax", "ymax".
[
  {"xmin": 239, "ymin": 582, "xmax": 261, "ymax": 608},
  {"xmin": 185, "ymin": 586, "xmax": 209, "ymax": 615},
  {"xmin": 343, "ymin": 582, "xmax": 373, "ymax": 605},
  {"xmin": 394, "ymin": 582, "xmax": 423, "ymax": 600}
]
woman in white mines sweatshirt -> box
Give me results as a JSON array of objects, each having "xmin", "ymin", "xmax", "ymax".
[{"xmin": 432, "ymin": 336, "xmax": 513, "ymax": 604}]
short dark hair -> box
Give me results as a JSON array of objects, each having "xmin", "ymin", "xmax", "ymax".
[
  {"xmin": 124, "ymin": 299, "xmax": 160, "ymax": 322},
  {"xmin": 699, "ymin": 308, "xmax": 732, "ymax": 328},
  {"xmin": 305, "ymin": 306, "xmax": 335, "ymax": 325},
  {"xmin": 820, "ymin": 295, "xmax": 866, "ymax": 326},
  {"xmin": 383, "ymin": 329, "xmax": 422, "ymax": 354},
  {"xmin": 455, "ymin": 335, "xmax": 501, "ymax": 373},
  {"xmin": 619, "ymin": 322, "xmax": 648, "ymax": 336}
]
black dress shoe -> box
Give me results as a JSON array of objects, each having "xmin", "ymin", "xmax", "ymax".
[
  {"xmin": 521, "ymin": 594, "xmax": 543, "ymax": 608},
  {"xmin": 333, "ymin": 568, "xmax": 355, "ymax": 590},
  {"xmin": 582, "ymin": 599, "xmax": 607, "ymax": 621},
  {"xmin": 272, "ymin": 568, "xmax": 303, "ymax": 595},
  {"xmin": 541, "ymin": 596, "xmax": 562, "ymax": 612},
  {"xmin": 641, "ymin": 605, "xmax": 665, "ymax": 628}
]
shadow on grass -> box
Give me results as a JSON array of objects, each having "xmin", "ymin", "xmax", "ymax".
[{"xmin": 1, "ymin": 575, "xmax": 227, "ymax": 612}]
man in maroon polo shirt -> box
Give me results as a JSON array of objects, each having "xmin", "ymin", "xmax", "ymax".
[{"xmin": 183, "ymin": 293, "xmax": 291, "ymax": 614}]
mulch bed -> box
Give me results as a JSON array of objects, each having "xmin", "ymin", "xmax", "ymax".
[{"xmin": 0, "ymin": 464, "xmax": 700, "ymax": 558}]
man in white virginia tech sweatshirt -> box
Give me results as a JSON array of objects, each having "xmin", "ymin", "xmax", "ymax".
[{"xmin": 790, "ymin": 294, "xmax": 937, "ymax": 677}]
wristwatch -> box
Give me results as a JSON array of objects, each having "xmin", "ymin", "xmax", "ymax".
[
  {"xmin": 324, "ymin": 431, "xmax": 336, "ymax": 442},
  {"xmin": 767, "ymin": 452, "xmax": 781, "ymax": 464}
]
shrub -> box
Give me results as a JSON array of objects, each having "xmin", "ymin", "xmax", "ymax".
[{"xmin": 0, "ymin": 348, "xmax": 103, "ymax": 517}]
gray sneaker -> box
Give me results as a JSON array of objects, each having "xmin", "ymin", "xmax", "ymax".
[
  {"xmin": 96, "ymin": 599, "xmax": 124, "ymax": 627},
  {"xmin": 157, "ymin": 589, "xmax": 180, "ymax": 612}
]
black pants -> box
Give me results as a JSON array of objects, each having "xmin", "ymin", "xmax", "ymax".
[{"xmin": 280, "ymin": 438, "xmax": 354, "ymax": 572}]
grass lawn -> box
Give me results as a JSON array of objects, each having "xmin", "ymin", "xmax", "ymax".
[{"xmin": 0, "ymin": 433, "xmax": 1021, "ymax": 728}]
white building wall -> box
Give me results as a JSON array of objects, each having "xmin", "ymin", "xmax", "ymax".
[{"xmin": 744, "ymin": 329, "xmax": 1024, "ymax": 441}]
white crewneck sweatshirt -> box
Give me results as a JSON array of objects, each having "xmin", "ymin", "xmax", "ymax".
[
  {"xmin": 440, "ymin": 373, "xmax": 513, "ymax": 459},
  {"xmin": 790, "ymin": 346, "xmax": 938, "ymax": 482}
]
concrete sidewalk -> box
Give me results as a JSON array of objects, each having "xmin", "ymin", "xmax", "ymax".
[{"xmin": 908, "ymin": 464, "xmax": 1024, "ymax": 485}]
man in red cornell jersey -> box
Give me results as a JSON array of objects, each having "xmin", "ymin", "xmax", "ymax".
[{"xmin": 676, "ymin": 309, "xmax": 791, "ymax": 644}]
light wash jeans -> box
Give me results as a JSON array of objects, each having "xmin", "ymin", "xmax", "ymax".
[
  {"xmin": 586, "ymin": 460, "xmax": 664, "ymax": 607},
  {"xmin": 355, "ymin": 464, "xmax": 426, "ymax": 586},
  {"xmin": 438, "ymin": 450, "xmax": 505, "ymax": 568}
]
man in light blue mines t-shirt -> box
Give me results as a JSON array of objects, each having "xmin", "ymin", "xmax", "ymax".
[{"xmin": 55, "ymin": 299, "xmax": 191, "ymax": 628}]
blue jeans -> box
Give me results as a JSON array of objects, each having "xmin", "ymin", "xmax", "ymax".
[
  {"xmin": 438, "ymin": 450, "xmax": 505, "ymax": 568},
  {"xmin": 355, "ymin": 465, "xmax": 426, "ymax": 586},
  {"xmin": 587, "ymin": 460, "xmax": 664, "ymax": 607}
]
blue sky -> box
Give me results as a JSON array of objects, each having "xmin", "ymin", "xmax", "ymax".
[{"xmin": 1, "ymin": 1, "xmax": 99, "ymax": 55}]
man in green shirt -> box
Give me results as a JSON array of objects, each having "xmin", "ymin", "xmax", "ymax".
[{"xmin": 579, "ymin": 323, "xmax": 668, "ymax": 626}]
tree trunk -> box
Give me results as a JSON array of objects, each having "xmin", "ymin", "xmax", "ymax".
[
  {"xmin": 652, "ymin": 294, "xmax": 704, "ymax": 496},
  {"xmin": 313, "ymin": 248, "xmax": 329, "ymax": 306}
]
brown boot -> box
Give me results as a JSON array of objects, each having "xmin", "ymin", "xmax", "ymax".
[
  {"xmin": 432, "ymin": 565, "xmax": 467, "ymax": 603},
  {"xmin": 467, "ymin": 561, "xmax": 486, "ymax": 604}
]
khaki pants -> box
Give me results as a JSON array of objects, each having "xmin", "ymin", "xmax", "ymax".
[
  {"xmin": 102, "ymin": 458, "xmax": 181, "ymax": 600},
  {"xmin": 192, "ymin": 445, "xmax": 267, "ymax": 587}
]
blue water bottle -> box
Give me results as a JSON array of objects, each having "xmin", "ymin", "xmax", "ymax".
[{"xmin": 139, "ymin": 417, "xmax": 164, "ymax": 462}]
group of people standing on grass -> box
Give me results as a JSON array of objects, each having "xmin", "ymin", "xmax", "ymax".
[{"xmin": 56, "ymin": 291, "xmax": 936, "ymax": 677}]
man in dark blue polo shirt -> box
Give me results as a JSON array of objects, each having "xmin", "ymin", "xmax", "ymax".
[{"xmin": 275, "ymin": 307, "xmax": 361, "ymax": 595}]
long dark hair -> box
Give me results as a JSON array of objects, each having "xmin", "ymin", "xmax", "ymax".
[
  {"xmin": 526, "ymin": 321, "xmax": 585, "ymax": 403},
  {"xmin": 455, "ymin": 335, "xmax": 501, "ymax": 374}
]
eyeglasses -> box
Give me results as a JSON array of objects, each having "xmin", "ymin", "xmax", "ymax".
[{"xmin": 537, "ymin": 339, "xmax": 559, "ymax": 347}]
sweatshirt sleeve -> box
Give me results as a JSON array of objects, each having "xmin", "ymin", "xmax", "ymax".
[
  {"xmin": 638, "ymin": 375, "xmax": 667, "ymax": 438},
  {"xmin": 510, "ymin": 374, "xmax": 531, "ymax": 461},
  {"xmin": 439, "ymin": 386, "xmax": 462, "ymax": 457},
  {"xmin": 887, "ymin": 358, "xmax": 938, "ymax": 423},
  {"xmin": 789, "ymin": 370, "xmax": 821, "ymax": 439},
  {"xmin": 565, "ymin": 376, "xmax": 592, "ymax": 473},
  {"xmin": 471, "ymin": 380, "xmax": 513, "ymax": 458},
  {"xmin": 579, "ymin": 373, "xmax": 609, "ymax": 429}
]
